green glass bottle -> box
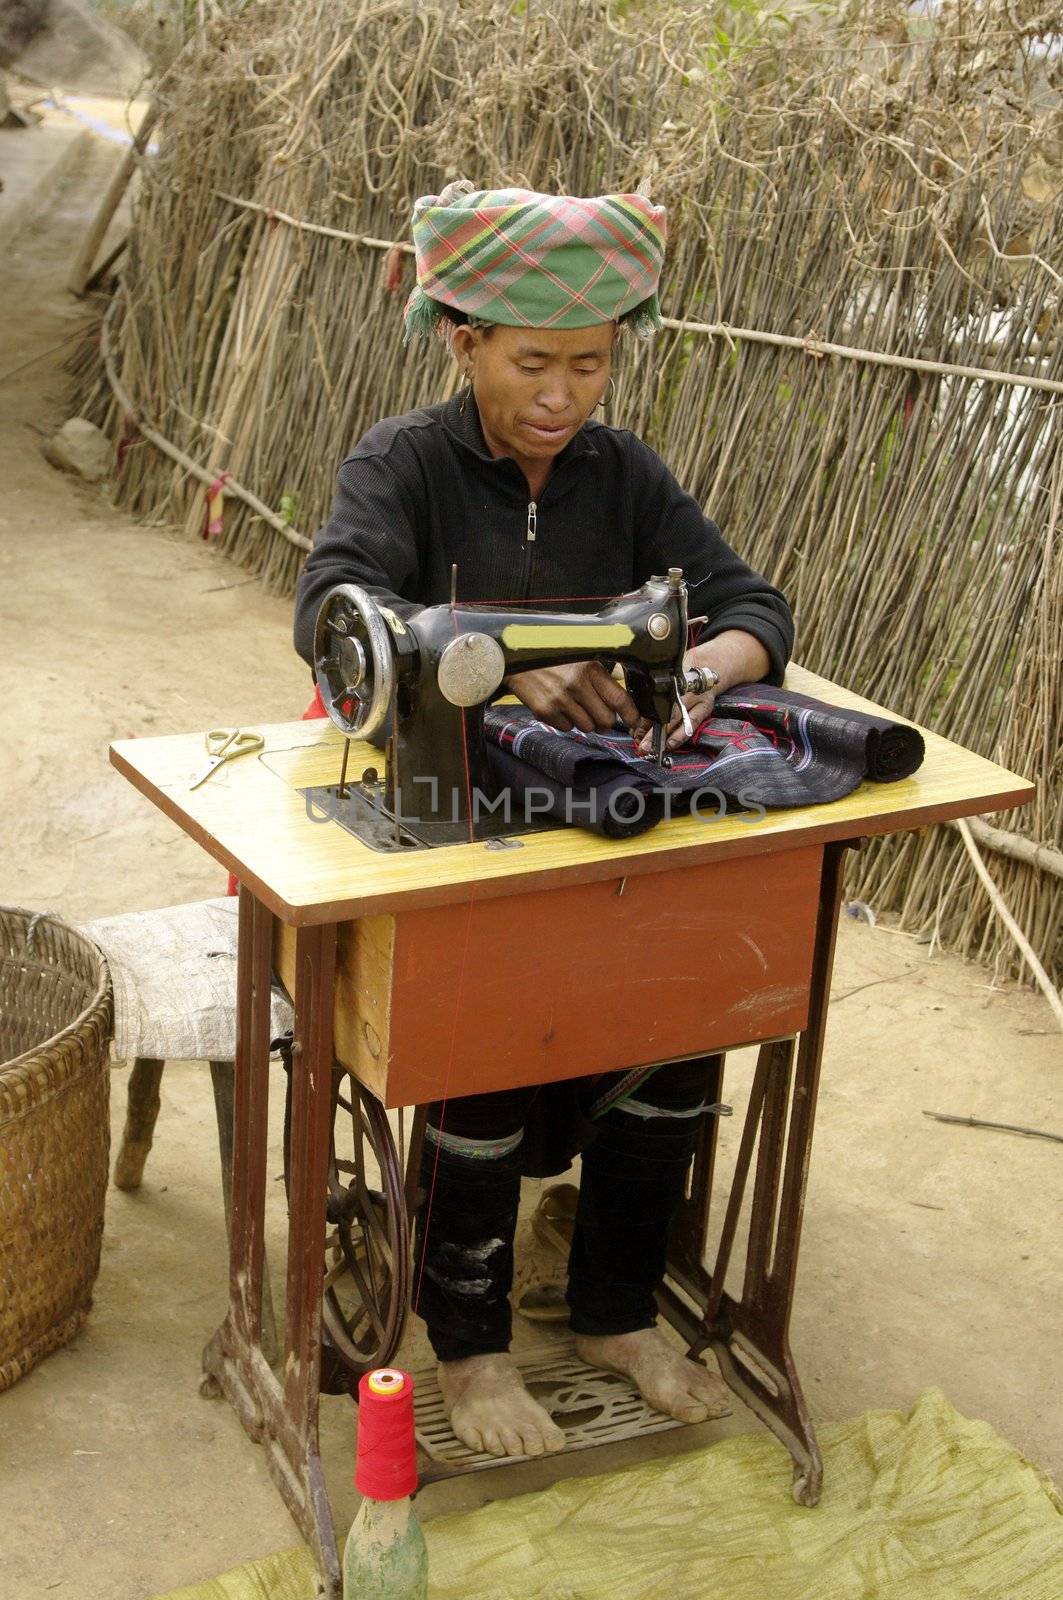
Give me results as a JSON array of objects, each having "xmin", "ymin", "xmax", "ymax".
[
  {"xmin": 343, "ymin": 1367, "xmax": 428, "ymax": 1600},
  {"xmin": 342, "ymin": 1492, "xmax": 428, "ymax": 1600}
]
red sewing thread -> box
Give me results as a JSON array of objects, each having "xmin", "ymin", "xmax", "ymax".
[
  {"xmin": 384, "ymin": 244, "xmax": 406, "ymax": 294},
  {"xmin": 455, "ymin": 591, "xmax": 620, "ymax": 607},
  {"xmin": 355, "ymin": 1368, "xmax": 418, "ymax": 1501},
  {"xmin": 116, "ymin": 411, "xmax": 139, "ymax": 470},
  {"xmin": 202, "ymin": 471, "xmax": 230, "ymax": 539}
]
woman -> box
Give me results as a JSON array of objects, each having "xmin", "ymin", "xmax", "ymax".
[{"xmin": 294, "ymin": 180, "xmax": 794, "ymax": 1459}]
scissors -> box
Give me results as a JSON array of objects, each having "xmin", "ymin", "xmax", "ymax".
[{"xmin": 189, "ymin": 727, "xmax": 265, "ymax": 789}]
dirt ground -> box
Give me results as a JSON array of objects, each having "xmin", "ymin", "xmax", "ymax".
[{"xmin": 1, "ymin": 120, "xmax": 1060, "ymax": 1600}]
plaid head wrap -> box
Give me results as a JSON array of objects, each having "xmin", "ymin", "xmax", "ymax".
[{"xmin": 404, "ymin": 178, "xmax": 666, "ymax": 342}]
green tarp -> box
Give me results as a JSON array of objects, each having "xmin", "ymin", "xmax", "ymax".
[{"xmin": 157, "ymin": 1390, "xmax": 1063, "ymax": 1600}]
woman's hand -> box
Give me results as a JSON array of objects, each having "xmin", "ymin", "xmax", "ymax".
[
  {"xmin": 504, "ymin": 661, "xmax": 640, "ymax": 734},
  {"xmin": 631, "ymin": 628, "xmax": 770, "ymax": 754},
  {"xmin": 633, "ymin": 686, "xmax": 718, "ymax": 754}
]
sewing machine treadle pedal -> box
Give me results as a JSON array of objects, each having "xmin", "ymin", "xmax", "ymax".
[{"xmin": 411, "ymin": 1338, "xmax": 692, "ymax": 1483}]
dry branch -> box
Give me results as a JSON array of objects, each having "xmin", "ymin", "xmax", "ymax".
[
  {"xmin": 955, "ymin": 820, "xmax": 1063, "ymax": 1032},
  {"xmin": 960, "ymin": 818, "xmax": 1063, "ymax": 883},
  {"xmin": 211, "ymin": 189, "xmax": 1063, "ymax": 396}
]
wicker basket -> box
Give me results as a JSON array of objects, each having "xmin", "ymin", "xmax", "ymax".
[{"xmin": 0, "ymin": 907, "xmax": 112, "ymax": 1391}]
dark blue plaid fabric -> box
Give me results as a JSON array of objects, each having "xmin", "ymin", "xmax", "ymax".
[{"xmin": 483, "ymin": 683, "xmax": 925, "ymax": 838}]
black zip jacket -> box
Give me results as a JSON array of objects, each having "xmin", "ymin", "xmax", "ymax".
[{"xmin": 293, "ymin": 390, "xmax": 794, "ymax": 680}]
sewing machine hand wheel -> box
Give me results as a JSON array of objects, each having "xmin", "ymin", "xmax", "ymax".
[{"xmin": 313, "ymin": 583, "xmax": 395, "ymax": 740}]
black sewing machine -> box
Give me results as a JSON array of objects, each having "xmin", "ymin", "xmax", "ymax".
[{"xmin": 310, "ymin": 569, "xmax": 714, "ymax": 850}]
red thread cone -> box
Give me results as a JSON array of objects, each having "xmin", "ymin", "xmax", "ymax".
[{"xmin": 355, "ymin": 1368, "xmax": 418, "ymax": 1501}]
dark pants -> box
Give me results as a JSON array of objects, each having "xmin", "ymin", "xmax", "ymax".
[{"xmin": 412, "ymin": 1057, "xmax": 708, "ymax": 1362}]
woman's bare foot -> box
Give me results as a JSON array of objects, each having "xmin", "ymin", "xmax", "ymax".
[
  {"xmin": 574, "ymin": 1328, "xmax": 731, "ymax": 1423},
  {"xmin": 438, "ymin": 1353, "xmax": 566, "ymax": 1458}
]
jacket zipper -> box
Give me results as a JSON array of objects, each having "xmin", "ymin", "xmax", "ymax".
[{"xmin": 521, "ymin": 500, "xmax": 537, "ymax": 603}]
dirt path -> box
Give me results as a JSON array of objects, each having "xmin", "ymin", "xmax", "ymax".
[{"xmin": 1, "ymin": 126, "xmax": 1060, "ymax": 1600}]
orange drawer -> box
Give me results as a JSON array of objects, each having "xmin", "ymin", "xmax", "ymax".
[{"xmin": 275, "ymin": 843, "xmax": 823, "ymax": 1107}]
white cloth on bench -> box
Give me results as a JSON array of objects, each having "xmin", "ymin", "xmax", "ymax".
[{"xmin": 77, "ymin": 898, "xmax": 293, "ymax": 1063}]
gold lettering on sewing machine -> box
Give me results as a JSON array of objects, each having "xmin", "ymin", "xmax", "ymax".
[{"xmin": 500, "ymin": 623, "xmax": 636, "ymax": 651}]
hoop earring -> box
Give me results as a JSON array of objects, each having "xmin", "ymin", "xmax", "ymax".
[{"xmin": 598, "ymin": 377, "xmax": 617, "ymax": 408}]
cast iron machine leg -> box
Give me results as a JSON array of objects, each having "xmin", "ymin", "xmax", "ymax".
[
  {"xmin": 202, "ymin": 891, "xmax": 342, "ymax": 1598},
  {"xmin": 661, "ymin": 840, "xmax": 850, "ymax": 1505},
  {"xmin": 209, "ymin": 1059, "xmax": 280, "ymax": 1366}
]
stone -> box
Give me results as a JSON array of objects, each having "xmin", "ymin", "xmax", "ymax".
[
  {"xmin": 6, "ymin": 0, "xmax": 148, "ymax": 98},
  {"xmin": 42, "ymin": 417, "xmax": 111, "ymax": 483},
  {"xmin": 0, "ymin": 2, "xmax": 50, "ymax": 69}
]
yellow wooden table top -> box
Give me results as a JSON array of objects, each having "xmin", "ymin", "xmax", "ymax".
[{"xmin": 110, "ymin": 666, "xmax": 1032, "ymax": 926}]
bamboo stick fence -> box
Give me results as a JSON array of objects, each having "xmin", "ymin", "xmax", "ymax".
[{"xmin": 73, "ymin": 0, "xmax": 1063, "ymax": 988}]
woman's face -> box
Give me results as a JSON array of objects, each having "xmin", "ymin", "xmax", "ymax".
[{"xmin": 453, "ymin": 322, "xmax": 616, "ymax": 483}]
